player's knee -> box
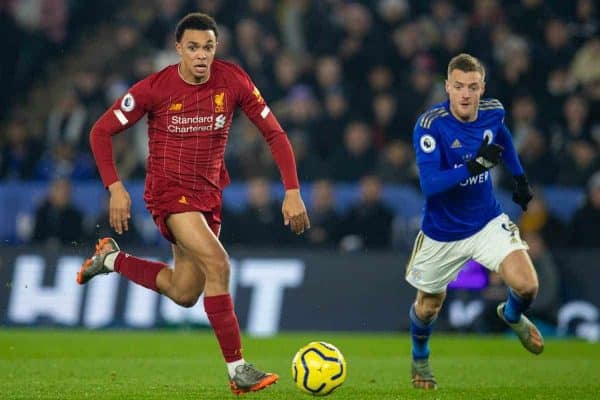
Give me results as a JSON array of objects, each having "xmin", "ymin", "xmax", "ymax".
[
  {"xmin": 417, "ymin": 301, "xmax": 442, "ymax": 321},
  {"xmin": 172, "ymin": 291, "xmax": 201, "ymax": 308},
  {"xmin": 204, "ymin": 252, "xmax": 231, "ymax": 284},
  {"xmin": 514, "ymin": 281, "xmax": 538, "ymax": 300},
  {"xmin": 423, "ymin": 305, "xmax": 442, "ymax": 320}
]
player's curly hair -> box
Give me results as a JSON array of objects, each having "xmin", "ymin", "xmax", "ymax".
[
  {"xmin": 175, "ymin": 13, "xmax": 219, "ymax": 42},
  {"xmin": 447, "ymin": 53, "xmax": 486, "ymax": 81}
]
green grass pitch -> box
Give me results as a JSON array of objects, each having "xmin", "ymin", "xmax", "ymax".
[{"xmin": 1, "ymin": 329, "xmax": 598, "ymax": 399}]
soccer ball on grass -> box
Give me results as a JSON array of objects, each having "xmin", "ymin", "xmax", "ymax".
[{"xmin": 291, "ymin": 341, "xmax": 347, "ymax": 396}]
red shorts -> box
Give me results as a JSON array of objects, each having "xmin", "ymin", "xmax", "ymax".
[{"xmin": 144, "ymin": 176, "xmax": 222, "ymax": 243}]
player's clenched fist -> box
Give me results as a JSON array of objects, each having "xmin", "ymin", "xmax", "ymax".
[
  {"xmin": 512, "ymin": 175, "xmax": 534, "ymax": 211},
  {"xmin": 467, "ymin": 137, "xmax": 504, "ymax": 176},
  {"xmin": 282, "ymin": 189, "xmax": 311, "ymax": 235},
  {"xmin": 108, "ymin": 181, "xmax": 132, "ymax": 234}
]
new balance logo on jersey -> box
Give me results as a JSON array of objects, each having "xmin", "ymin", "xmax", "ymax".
[
  {"xmin": 451, "ymin": 139, "xmax": 462, "ymax": 148},
  {"xmin": 169, "ymin": 103, "xmax": 183, "ymax": 111},
  {"xmin": 214, "ymin": 114, "xmax": 227, "ymax": 130}
]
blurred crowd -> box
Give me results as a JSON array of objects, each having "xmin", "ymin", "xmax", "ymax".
[{"xmin": 1, "ymin": 0, "xmax": 599, "ymax": 251}]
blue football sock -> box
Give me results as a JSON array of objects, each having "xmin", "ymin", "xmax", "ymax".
[
  {"xmin": 503, "ymin": 288, "xmax": 532, "ymax": 323},
  {"xmin": 410, "ymin": 304, "xmax": 435, "ymax": 360}
]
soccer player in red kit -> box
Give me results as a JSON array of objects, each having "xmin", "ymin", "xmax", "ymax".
[{"xmin": 77, "ymin": 13, "xmax": 310, "ymax": 394}]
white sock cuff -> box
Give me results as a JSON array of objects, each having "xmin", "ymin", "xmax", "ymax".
[
  {"xmin": 227, "ymin": 358, "xmax": 246, "ymax": 378},
  {"xmin": 104, "ymin": 251, "xmax": 119, "ymax": 271}
]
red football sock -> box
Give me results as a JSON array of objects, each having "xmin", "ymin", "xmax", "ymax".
[
  {"xmin": 204, "ymin": 294, "xmax": 243, "ymax": 363},
  {"xmin": 114, "ymin": 252, "xmax": 166, "ymax": 293}
]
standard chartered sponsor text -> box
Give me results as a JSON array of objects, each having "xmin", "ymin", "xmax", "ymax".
[{"xmin": 168, "ymin": 115, "xmax": 214, "ymax": 133}]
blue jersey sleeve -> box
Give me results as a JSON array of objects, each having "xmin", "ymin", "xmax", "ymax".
[
  {"xmin": 414, "ymin": 123, "xmax": 470, "ymax": 197},
  {"xmin": 496, "ymin": 122, "xmax": 524, "ymax": 177}
]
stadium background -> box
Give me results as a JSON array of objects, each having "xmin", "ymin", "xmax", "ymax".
[{"xmin": 1, "ymin": 0, "xmax": 599, "ymax": 341}]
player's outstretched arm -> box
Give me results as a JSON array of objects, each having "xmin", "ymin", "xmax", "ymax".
[
  {"xmin": 107, "ymin": 181, "xmax": 132, "ymax": 235},
  {"xmin": 282, "ymin": 189, "xmax": 310, "ymax": 235}
]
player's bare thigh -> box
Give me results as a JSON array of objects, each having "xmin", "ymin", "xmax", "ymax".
[
  {"xmin": 166, "ymin": 211, "xmax": 230, "ymax": 296},
  {"xmin": 415, "ymin": 290, "xmax": 446, "ymax": 321},
  {"xmin": 499, "ymin": 249, "xmax": 539, "ymax": 297}
]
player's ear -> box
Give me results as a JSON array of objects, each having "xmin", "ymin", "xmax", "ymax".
[
  {"xmin": 445, "ymin": 79, "xmax": 450, "ymax": 95},
  {"xmin": 480, "ymin": 81, "xmax": 486, "ymax": 96},
  {"xmin": 175, "ymin": 41, "xmax": 182, "ymax": 56}
]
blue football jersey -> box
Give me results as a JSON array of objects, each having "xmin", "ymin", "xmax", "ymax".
[{"xmin": 413, "ymin": 99, "xmax": 524, "ymax": 242}]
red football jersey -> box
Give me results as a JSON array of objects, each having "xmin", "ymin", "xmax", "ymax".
[{"xmin": 90, "ymin": 59, "xmax": 298, "ymax": 195}]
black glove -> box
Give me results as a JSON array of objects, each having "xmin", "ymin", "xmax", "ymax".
[
  {"xmin": 512, "ymin": 174, "xmax": 533, "ymax": 211},
  {"xmin": 466, "ymin": 137, "xmax": 504, "ymax": 176}
]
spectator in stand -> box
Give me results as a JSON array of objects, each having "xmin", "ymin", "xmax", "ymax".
[
  {"xmin": 493, "ymin": 35, "xmax": 535, "ymax": 107},
  {"xmin": 571, "ymin": 37, "xmax": 600, "ymax": 91},
  {"xmin": 45, "ymin": 90, "xmax": 90, "ymax": 152},
  {"xmin": 244, "ymin": 0, "xmax": 281, "ymax": 56},
  {"xmin": 535, "ymin": 18, "xmax": 576, "ymax": 86},
  {"xmin": 518, "ymin": 191, "xmax": 567, "ymax": 248},
  {"xmin": 270, "ymin": 52, "xmax": 302, "ymax": 102},
  {"xmin": 507, "ymin": 93, "xmax": 541, "ymax": 151},
  {"xmin": 376, "ymin": 140, "xmax": 418, "ymax": 186},
  {"xmin": 330, "ymin": 121, "xmax": 377, "ymax": 182},
  {"xmin": 225, "ymin": 117, "xmax": 278, "ymax": 182},
  {"xmin": 390, "ymin": 21, "xmax": 421, "ymax": 74},
  {"xmin": 374, "ymin": 0, "xmax": 410, "ymax": 34},
  {"xmin": 278, "ymin": 85, "xmax": 319, "ymax": 138},
  {"xmin": 543, "ymin": 68, "xmax": 577, "ymax": 119},
  {"xmin": 234, "ymin": 18, "xmax": 271, "ymax": 93},
  {"xmin": 570, "ymin": 0, "xmax": 598, "ymax": 43},
  {"xmin": 337, "ymin": 3, "xmax": 382, "ymax": 86},
  {"xmin": 551, "ymin": 94, "xmax": 599, "ymax": 186},
  {"xmin": 313, "ymin": 56, "xmax": 345, "ymax": 100},
  {"xmin": 290, "ymin": 135, "xmax": 326, "ymax": 182},
  {"xmin": 145, "ymin": 0, "xmax": 186, "ymax": 48},
  {"xmin": 508, "ymin": 0, "xmax": 552, "ymax": 39},
  {"xmin": 359, "ymin": 64, "xmax": 395, "ymax": 115},
  {"xmin": 237, "ymin": 177, "xmax": 298, "ymax": 247},
  {"xmin": 32, "ymin": 178, "xmax": 84, "ymax": 247},
  {"xmin": 111, "ymin": 134, "xmax": 146, "ymax": 181},
  {"xmin": 465, "ymin": 0, "xmax": 503, "ymax": 66},
  {"xmin": 516, "ymin": 128, "xmax": 558, "ymax": 185},
  {"xmin": 396, "ymin": 64, "xmax": 444, "ymax": 140},
  {"xmin": 72, "ymin": 70, "xmax": 106, "ymax": 127},
  {"xmin": 370, "ymin": 92, "xmax": 402, "ymax": 148},
  {"xmin": 432, "ymin": 23, "xmax": 468, "ymax": 77},
  {"xmin": 553, "ymin": 94, "xmax": 593, "ymax": 148},
  {"xmin": 311, "ymin": 90, "xmax": 349, "ymax": 160},
  {"xmin": 568, "ymin": 171, "xmax": 600, "ymax": 248},
  {"xmin": 557, "ymin": 139, "xmax": 599, "ymax": 186},
  {"xmin": 0, "ymin": 118, "xmax": 41, "ymax": 180},
  {"xmin": 339, "ymin": 175, "xmax": 393, "ymax": 250},
  {"xmin": 305, "ymin": 179, "xmax": 342, "ymax": 249},
  {"xmin": 34, "ymin": 141, "xmax": 96, "ymax": 181}
]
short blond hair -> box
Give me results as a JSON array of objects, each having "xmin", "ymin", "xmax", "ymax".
[{"xmin": 447, "ymin": 53, "xmax": 485, "ymax": 81}]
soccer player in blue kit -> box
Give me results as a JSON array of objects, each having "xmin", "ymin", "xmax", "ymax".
[{"xmin": 406, "ymin": 53, "xmax": 543, "ymax": 389}]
